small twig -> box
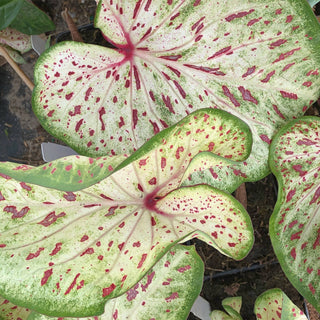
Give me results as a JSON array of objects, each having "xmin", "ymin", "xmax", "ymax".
[
  {"xmin": 0, "ymin": 46, "xmax": 34, "ymax": 91},
  {"xmin": 235, "ymin": 183, "xmax": 247, "ymax": 210},
  {"xmin": 61, "ymin": 8, "xmax": 83, "ymax": 42}
]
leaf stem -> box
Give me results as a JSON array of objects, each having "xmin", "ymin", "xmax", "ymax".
[{"xmin": 0, "ymin": 46, "xmax": 34, "ymax": 91}]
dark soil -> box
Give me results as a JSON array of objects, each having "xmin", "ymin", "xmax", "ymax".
[{"xmin": 1, "ymin": 1, "xmax": 320, "ymax": 319}]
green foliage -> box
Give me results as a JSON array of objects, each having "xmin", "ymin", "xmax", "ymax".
[
  {"xmin": 0, "ymin": 0, "xmax": 54, "ymax": 34},
  {"xmin": 0, "ymin": 109, "xmax": 254, "ymax": 317},
  {"xmin": 211, "ymin": 289, "xmax": 307, "ymax": 320},
  {"xmin": 32, "ymin": 0, "xmax": 320, "ymax": 193},
  {"xmin": 269, "ymin": 116, "xmax": 320, "ymax": 313},
  {"xmin": 2, "ymin": 245, "xmax": 204, "ymax": 320}
]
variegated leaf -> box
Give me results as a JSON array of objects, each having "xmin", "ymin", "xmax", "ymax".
[
  {"xmin": 0, "ymin": 28, "xmax": 31, "ymax": 54},
  {"xmin": 0, "ymin": 154, "xmax": 127, "ymax": 191},
  {"xmin": 0, "ymin": 296, "xmax": 32, "ymax": 320},
  {"xmin": 27, "ymin": 244, "xmax": 203, "ymax": 320},
  {"xmin": 211, "ymin": 297, "xmax": 242, "ymax": 320},
  {"xmin": 269, "ymin": 116, "xmax": 320, "ymax": 312},
  {"xmin": 32, "ymin": 0, "xmax": 320, "ymax": 192},
  {"xmin": 0, "ymin": 109, "xmax": 254, "ymax": 317},
  {"xmin": 254, "ymin": 288, "xmax": 307, "ymax": 320}
]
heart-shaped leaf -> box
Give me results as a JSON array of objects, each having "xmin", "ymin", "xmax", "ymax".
[
  {"xmin": 32, "ymin": 0, "xmax": 320, "ymax": 192},
  {"xmin": 0, "ymin": 109, "xmax": 253, "ymax": 317},
  {"xmin": 27, "ymin": 244, "xmax": 204, "ymax": 320},
  {"xmin": 254, "ymin": 288, "xmax": 307, "ymax": 320},
  {"xmin": 210, "ymin": 297, "xmax": 243, "ymax": 320},
  {"xmin": 269, "ymin": 117, "xmax": 320, "ymax": 312},
  {"xmin": 0, "ymin": 296, "xmax": 32, "ymax": 320}
]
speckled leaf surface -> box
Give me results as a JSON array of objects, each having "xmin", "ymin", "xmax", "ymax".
[
  {"xmin": 211, "ymin": 297, "xmax": 242, "ymax": 320},
  {"xmin": 0, "ymin": 296, "xmax": 32, "ymax": 320},
  {"xmin": 254, "ymin": 288, "xmax": 307, "ymax": 319},
  {"xmin": 0, "ymin": 27, "xmax": 31, "ymax": 53},
  {"xmin": 269, "ymin": 117, "xmax": 320, "ymax": 313},
  {"xmin": 32, "ymin": 0, "xmax": 320, "ymax": 192},
  {"xmin": 22, "ymin": 245, "xmax": 203, "ymax": 320},
  {"xmin": 0, "ymin": 109, "xmax": 253, "ymax": 317},
  {"xmin": 0, "ymin": 154, "xmax": 127, "ymax": 191}
]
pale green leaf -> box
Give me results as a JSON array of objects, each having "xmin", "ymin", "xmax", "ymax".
[
  {"xmin": 254, "ymin": 288, "xmax": 307, "ymax": 319},
  {"xmin": 0, "ymin": 109, "xmax": 253, "ymax": 317},
  {"xmin": 32, "ymin": 0, "xmax": 320, "ymax": 192},
  {"xmin": 269, "ymin": 117, "xmax": 320, "ymax": 313}
]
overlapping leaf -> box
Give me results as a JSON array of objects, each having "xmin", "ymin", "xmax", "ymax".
[
  {"xmin": 254, "ymin": 288, "xmax": 307, "ymax": 319},
  {"xmin": 211, "ymin": 297, "xmax": 242, "ymax": 320},
  {"xmin": 0, "ymin": 154, "xmax": 127, "ymax": 191},
  {"xmin": 0, "ymin": 28, "xmax": 31, "ymax": 53},
  {"xmin": 0, "ymin": 296, "xmax": 31, "ymax": 320},
  {"xmin": 210, "ymin": 289, "xmax": 307, "ymax": 320},
  {"xmin": 0, "ymin": 109, "xmax": 254, "ymax": 317},
  {"xmin": 27, "ymin": 245, "xmax": 203, "ymax": 320},
  {"xmin": 269, "ymin": 117, "xmax": 320, "ymax": 312},
  {"xmin": 32, "ymin": 0, "xmax": 320, "ymax": 192}
]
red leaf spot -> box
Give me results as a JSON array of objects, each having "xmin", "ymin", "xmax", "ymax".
[
  {"xmin": 148, "ymin": 177, "xmax": 157, "ymax": 185},
  {"xmin": 65, "ymin": 165, "xmax": 72, "ymax": 171},
  {"xmin": 80, "ymin": 235, "xmax": 89, "ymax": 242},
  {"xmin": 0, "ymin": 244, "xmax": 6, "ymax": 248},
  {"xmin": 119, "ymin": 221, "xmax": 125, "ymax": 228},
  {"xmin": 173, "ymin": 80, "xmax": 186, "ymax": 99},
  {"xmin": 161, "ymin": 157, "xmax": 166, "ymax": 169},
  {"xmin": 178, "ymin": 265, "xmax": 191, "ymax": 273},
  {"xmin": 292, "ymin": 164, "xmax": 307, "ymax": 177},
  {"xmin": 309, "ymin": 283, "xmax": 316, "ymax": 295},
  {"xmin": 151, "ymin": 216, "xmax": 156, "ymax": 226},
  {"xmin": 175, "ymin": 146, "xmax": 184, "ymax": 159},
  {"xmin": 50, "ymin": 243, "xmax": 62, "ymax": 256},
  {"xmin": 137, "ymin": 253, "xmax": 148, "ymax": 268},
  {"xmin": 65, "ymin": 92, "xmax": 74, "ymax": 100},
  {"xmin": 290, "ymin": 248, "xmax": 296, "ymax": 260},
  {"xmin": 238, "ymin": 86, "xmax": 258, "ymax": 104},
  {"xmin": 159, "ymin": 55, "xmax": 182, "ymax": 61},
  {"xmin": 133, "ymin": 65, "xmax": 141, "ymax": 90},
  {"xmin": 228, "ymin": 242, "xmax": 236, "ymax": 247},
  {"xmin": 269, "ymin": 39, "xmax": 287, "ymax": 48},
  {"xmin": 80, "ymin": 248, "xmax": 94, "ymax": 256},
  {"xmin": 68, "ymin": 105, "xmax": 81, "ymax": 116},
  {"xmin": 4, "ymin": 206, "xmax": 29, "ymax": 219},
  {"xmin": 259, "ymin": 135, "xmax": 271, "ymax": 144},
  {"xmin": 149, "ymin": 120, "xmax": 160, "ymax": 134},
  {"xmin": 161, "ymin": 94, "xmax": 175, "ymax": 113},
  {"xmin": 65, "ymin": 273, "xmax": 81, "ymax": 295},
  {"xmin": 54, "ymin": 72, "xmax": 60, "ymax": 77},
  {"xmin": 312, "ymin": 228, "xmax": 320, "ymax": 249},
  {"xmin": 47, "ymin": 110, "xmax": 55, "ymax": 117},
  {"xmin": 225, "ymin": 9, "xmax": 254, "ymax": 22},
  {"xmin": 286, "ymin": 188, "xmax": 296, "ymax": 202},
  {"xmin": 38, "ymin": 211, "xmax": 66, "ymax": 227},
  {"xmin": 26, "ymin": 247, "xmax": 44, "ymax": 260},
  {"xmin": 166, "ymin": 292, "xmax": 179, "ymax": 302},
  {"xmin": 85, "ymin": 87, "xmax": 93, "ymax": 101},
  {"xmin": 41, "ymin": 269, "xmax": 53, "ymax": 286},
  {"xmin": 208, "ymin": 46, "xmax": 232, "ymax": 60},
  {"xmin": 63, "ymin": 192, "xmax": 76, "ymax": 201},
  {"xmin": 118, "ymin": 242, "xmax": 125, "ymax": 251},
  {"xmin": 261, "ymin": 70, "xmax": 276, "ymax": 83},
  {"xmin": 20, "ymin": 182, "xmax": 32, "ymax": 191},
  {"xmin": 75, "ymin": 119, "xmax": 84, "ymax": 132},
  {"xmin": 119, "ymin": 116, "xmax": 125, "ymax": 128},
  {"xmin": 272, "ymin": 104, "xmax": 286, "ymax": 120},
  {"xmin": 132, "ymin": 109, "xmax": 138, "ymax": 129},
  {"xmin": 103, "ymin": 283, "xmax": 116, "ymax": 297},
  {"xmin": 133, "ymin": 241, "xmax": 141, "ymax": 247},
  {"xmin": 99, "ymin": 107, "xmax": 106, "ymax": 131},
  {"xmin": 303, "ymin": 81, "xmax": 312, "ymax": 87},
  {"xmin": 280, "ymin": 90, "xmax": 298, "ymax": 100},
  {"xmin": 242, "ymin": 66, "xmax": 256, "ymax": 78},
  {"xmin": 222, "ymin": 85, "xmax": 240, "ymax": 107}
]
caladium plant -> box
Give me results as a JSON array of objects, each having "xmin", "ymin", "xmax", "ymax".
[
  {"xmin": 1, "ymin": 244, "xmax": 204, "ymax": 320},
  {"xmin": 0, "ymin": 27, "xmax": 32, "ymax": 63},
  {"xmin": 269, "ymin": 116, "xmax": 320, "ymax": 313},
  {"xmin": 0, "ymin": 108, "xmax": 254, "ymax": 317},
  {"xmin": 210, "ymin": 289, "xmax": 308, "ymax": 320},
  {"xmin": 32, "ymin": 0, "xmax": 320, "ymax": 192}
]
